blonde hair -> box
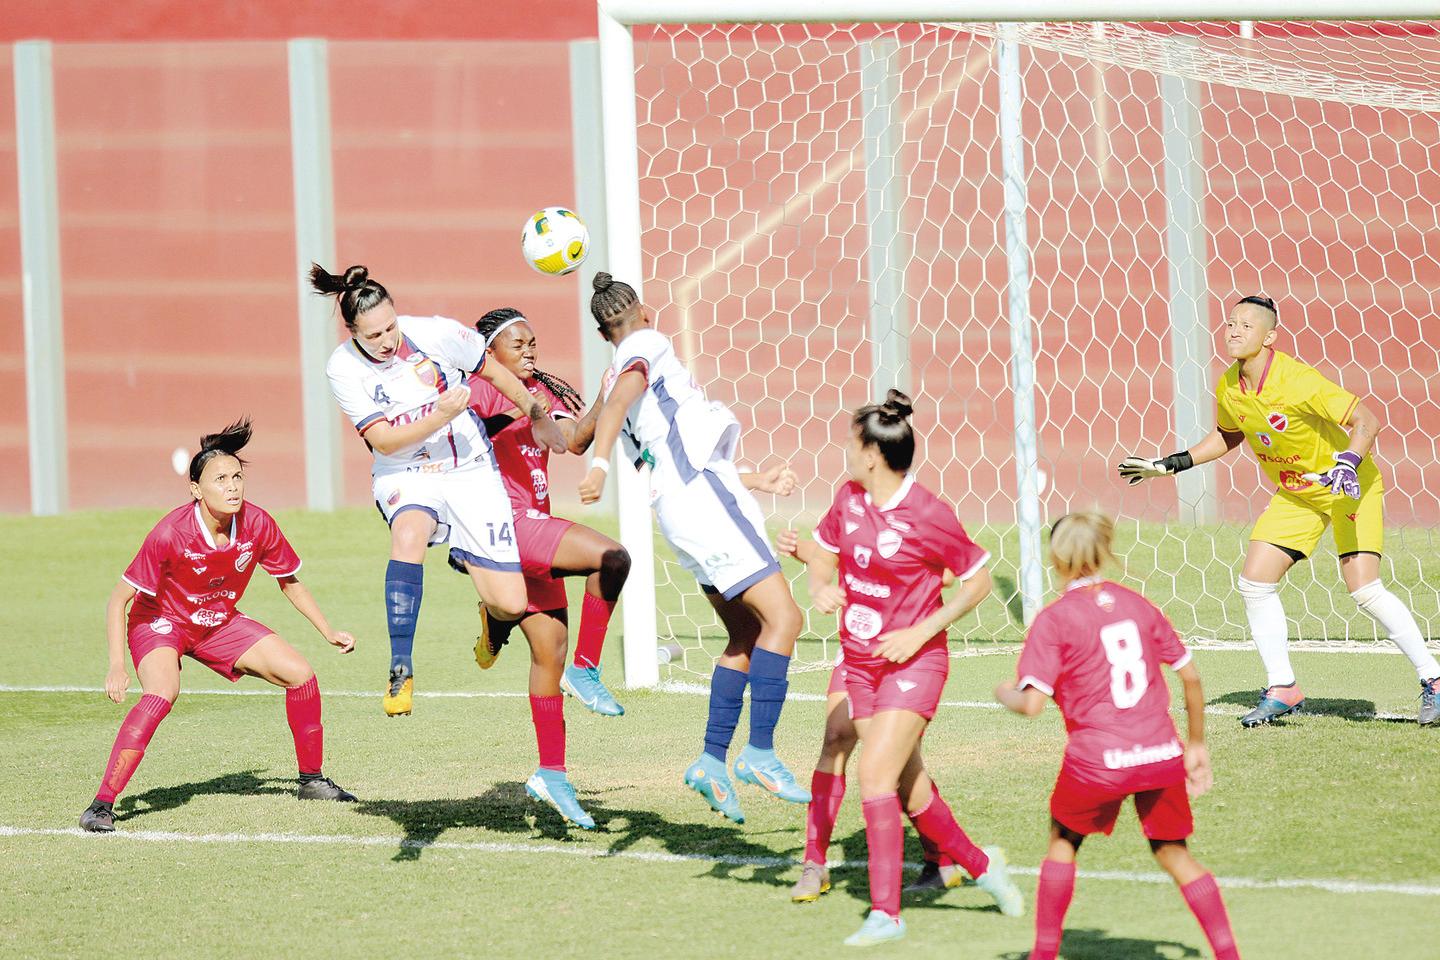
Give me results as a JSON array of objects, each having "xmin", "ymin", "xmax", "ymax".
[{"xmin": 1049, "ymin": 511, "xmax": 1116, "ymax": 583}]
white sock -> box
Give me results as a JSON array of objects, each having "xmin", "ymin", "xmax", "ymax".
[
  {"xmin": 1238, "ymin": 577, "xmax": 1295, "ymax": 687},
  {"xmin": 1351, "ymin": 580, "xmax": 1440, "ymax": 680}
]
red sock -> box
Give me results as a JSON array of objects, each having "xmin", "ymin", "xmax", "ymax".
[
  {"xmin": 1181, "ymin": 873, "xmax": 1240, "ymax": 960},
  {"xmin": 861, "ymin": 793, "xmax": 903, "ymax": 916},
  {"xmin": 530, "ymin": 695, "xmax": 566, "ymax": 771},
  {"xmin": 804, "ymin": 770, "xmax": 846, "ymax": 865},
  {"xmin": 573, "ymin": 594, "xmax": 616, "ymax": 669},
  {"xmin": 96, "ymin": 693, "xmax": 172, "ymax": 802},
  {"xmin": 909, "ymin": 783, "xmax": 990, "ymax": 879},
  {"xmin": 907, "ymin": 813, "xmax": 955, "ymax": 868},
  {"xmin": 286, "ymin": 675, "xmax": 324, "ymax": 775},
  {"xmin": 1032, "ymin": 859, "xmax": 1077, "ymax": 960}
]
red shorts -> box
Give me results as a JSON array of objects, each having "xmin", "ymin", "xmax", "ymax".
[
  {"xmin": 127, "ymin": 613, "xmax": 274, "ymax": 682},
  {"xmin": 843, "ymin": 643, "xmax": 949, "ymax": 721},
  {"xmin": 514, "ymin": 510, "xmax": 574, "ymax": 615},
  {"xmin": 827, "ymin": 655, "xmax": 847, "ymax": 696},
  {"xmin": 1049, "ymin": 762, "xmax": 1193, "ymax": 840}
]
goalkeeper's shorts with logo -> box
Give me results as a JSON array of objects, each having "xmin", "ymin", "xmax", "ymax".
[{"xmin": 1250, "ymin": 475, "xmax": 1384, "ymax": 557}]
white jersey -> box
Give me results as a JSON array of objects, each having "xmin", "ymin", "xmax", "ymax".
[
  {"xmin": 605, "ymin": 327, "xmax": 740, "ymax": 484},
  {"xmin": 327, "ymin": 315, "xmax": 492, "ymax": 479}
]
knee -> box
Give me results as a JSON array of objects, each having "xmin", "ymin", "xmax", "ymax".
[
  {"xmin": 600, "ymin": 547, "xmax": 631, "ymax": 584},
  {"xmin": 773, "ymin": 598, "xmax": 804, "ymax": 640},
  {"xmin": 822, "ymin": 721, "xmax": 857, "ymax": 757},
  {"xmin": 488, "ymin": 596, "xmax": 528, "ymax": 622},
  {"xmin": 283, "ymin": 664, "xmax": 316, "ymax": 689},
  {"xmin": 1237, "ymin": 576, "xmax": 1277, "ymax": 603},
  {"xmin": 145, "ymin": 686, "xmax": 179, "ymax": 705},
  {"xmin": 1349, "ymin": 579, "xmax": 1384, "ymax": 608}
]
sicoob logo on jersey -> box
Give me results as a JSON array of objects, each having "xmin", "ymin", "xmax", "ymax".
[{"xmin": 1267, "ymin": 411, "xmax": 1288, "ymax": 432}]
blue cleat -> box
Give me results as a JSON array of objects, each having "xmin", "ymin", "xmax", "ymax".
[
  {"xmin": 733, "ymin": 745, "xmax": 812, "ymax": 804},
  {"xmin": 525, "ymin": 768, "xmax": 595, "ymax": 830},
  {"xmin": 843, "ymin": 910, "xmax": 906, "ymax": 947},
  {"xmin": 1240, "ymin": 683, "xmax": 1304, "ymax": 727},
  {"xmin": 683, "ymin": 752, "xmax": 745, "ymax": 823},
  {"xmin": 561, "ymin": 664, "xmax": 625, "ymax": 717},
  {"xmin": 974, "ymin": 846, "xmax": 1025, "ymax": 917}
]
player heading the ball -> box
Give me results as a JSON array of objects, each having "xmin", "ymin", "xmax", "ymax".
[
  {"xmin": 579, "ymin": 271, "xmax": 807, "ymax": 824},
  {"xmin": 996, "ymin": 512, "xmax": 1240, "ymax": 960},
  {"xmin": 1119, "ymin": 294, "xmax": 1438, "ymax": 727},
  {"xmin": 80, "ymin": 419, "xmax": 357, "ymax": 833},
  {"xmin": 315, "ymin": 264, "xmax": 566, "ymax": 717}
]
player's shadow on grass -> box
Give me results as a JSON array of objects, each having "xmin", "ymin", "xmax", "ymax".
[
  {"xmin": 998, "ymin": 927, "xmax": 1202, "ymax": 959},
  {"xmin": 354, "ymin": 781, "xmax": 546, "ymax": 861},
  {"xmin": 115, "ymin": 769, "xmax": 293, "ymax": 822},
  {"xmin": 1211, "ymin": 689, "xmax": 1395, "ymax": 723},
  {"xmin": 586, "ymin": 798, "xmax": 798, "ymax": 888},
  {"xmin": 823, "ymin": 828, "xmax": 996, "ymax": 913}
]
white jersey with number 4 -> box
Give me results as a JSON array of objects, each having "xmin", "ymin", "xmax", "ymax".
[
  {"xmin": 605, "ymin": 328, "xmax": 740, "ymax": 486},
  {"xmin": 327, "ymin": 315, "xmax": 492, "ymax": 479}
]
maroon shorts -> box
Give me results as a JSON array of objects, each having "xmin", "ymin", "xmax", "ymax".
[
  {"xmin": 843, "ymin": 643, "xmax": 949, "ymax": 721},
  {"xmin": 826, "ymin": 655, "xmax": 848, "ymax": 696},
  {"xmin": 514, "ymin": 510, "xmax": 573, "ymax": 615},
  {"xmin": 1049, "ymin": 762, "xmax": 1193, "ymax": 841},
  {"xmin": 127, "ymin": 613, "xmax": 274, "ymax": 682}
]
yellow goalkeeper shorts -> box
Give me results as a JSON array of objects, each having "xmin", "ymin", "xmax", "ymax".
[{"xmin": 1250, "ymin": 479, "xmax": 1385, "ymax": 557}]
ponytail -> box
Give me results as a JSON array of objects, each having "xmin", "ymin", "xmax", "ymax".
[
  {"xmin": 309, "ymin": 263, "xmax": 392, "ymax": 330},
  {"xmin": 189, "ymin": 418, "xmax": 252, "ymax": 482}
]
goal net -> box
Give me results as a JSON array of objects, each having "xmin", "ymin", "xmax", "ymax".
[{"xmin": 607, "ymin": 16, "xmax": 1440, "ymax": 678}]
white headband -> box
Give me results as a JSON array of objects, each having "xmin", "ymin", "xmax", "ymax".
[{"xmin": 484, "ymin": 314, "xmax": 528, "ymax": 349}]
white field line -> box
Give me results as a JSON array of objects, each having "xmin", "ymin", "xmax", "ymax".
[
  {"xmin": 1, "ymin": 825, "xmax": 1434, "ymax": 898},
  {"xmin": 0, "ymin": 683, "xmax": 1414, "ymax": 721}
]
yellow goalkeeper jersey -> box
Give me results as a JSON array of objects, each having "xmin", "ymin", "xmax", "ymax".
[{"xmin": 1214, "ymin": 350, "xmax": 1379, "ymax": 499}]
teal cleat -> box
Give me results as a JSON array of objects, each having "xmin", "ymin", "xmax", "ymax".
[
  {"xmin": 683, "ymin": 752, "xmax": 745, "ymax": 823},
  {"xmin": 843, "ymin": 910, "xmax": 906, "ymax": 947},
  {"xmin": 733, "ymin": 745, "xmax": 812, "ymax": 804},
  {"xmin": 974, "ymin": 846, "xmax": 1025, "ymax": 917},
  {"xmin": 561, "ymin": 664, "xmax": 625, "ymax": 717},
  {"xmin": 525, "ymin": 768, "xmax": 595, "ymax": 830}
]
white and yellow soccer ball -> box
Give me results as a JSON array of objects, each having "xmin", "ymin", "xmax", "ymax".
[{"xmin": 521, "ymin": 207, "xmax": 590, "ymax": 276}]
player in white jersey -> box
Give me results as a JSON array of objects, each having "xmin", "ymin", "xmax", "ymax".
[
  {"xmin": 579, "ymin": 272, "xmax": 809, "ymax": 823},
  {"xmin": 313, "ymin": 264, "xmax": 566, "ymax": 716}
]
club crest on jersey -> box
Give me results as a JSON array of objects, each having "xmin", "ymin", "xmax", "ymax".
[
  {"xmin": 372, "ymin": 383, "xmax": 392, "ymax": 407},
  {"xmin": 235, "ymin": 550, "xmax": 253, "ymax": 573},
  {"xmin": 844, "ymin": 603, "xmax": 883, "ymax": 641},
  {"xmin": 1258, "ymin": 433, "xmax": 1272, "ymax": 447},
  {"xmin": 1267, "ymin": 411, "xmax": 1288, "ymax": 432},
  {"xmin": 1096, "ymin": 590, "xmax": 1116, "ymax": 612},
  {"xmin": 853, "ymin": 545, "xmax": 872, "ymax": 569},
  {"xmin": 876, "ymin": 529, "xmax": 903, "ymax": 559},
  {"xmin": 149, "ymin": 617, "xmax": 173, "ymax": 635}
]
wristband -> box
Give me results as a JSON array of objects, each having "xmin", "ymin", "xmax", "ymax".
[
  {"xmin": 1161, "ymin": 450, "xmax": 1195, "ymax": 474},
  {"xmin": 591, "ymin": 457, "xmax": 610, "ymax": 474}
]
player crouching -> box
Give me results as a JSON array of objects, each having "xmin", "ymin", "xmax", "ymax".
[{"xmin": 996, "ymin": 512, "xmax": 1240, "ymax": 960}]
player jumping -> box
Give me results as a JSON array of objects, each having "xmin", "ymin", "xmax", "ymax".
[
  {"xmin": 578, "ymin": 271, "xmax": 808, "ymax": 824},
  {"xmin": 1120, "ymin": 294, "xmax": 1439, "ymax": 726},
  {"xmin": 80, "ymin": 419, "xmax": 357, "ymax": 832},
  {"xmin": 996, "ymin": 511, "xmax": 1240, "ymax": 960}
]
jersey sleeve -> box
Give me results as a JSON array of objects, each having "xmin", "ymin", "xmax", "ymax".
[
  {"xmin": 1214, "ymin": 376, "xmax": 1239, "ymax": 433},
  {"xmin": 613, "ymin": 329, "xmax": 668, "ymax": 384},
  {"xmin": 923, "ymin": 500, "xmax": 990, "ymax": 581},
  {"xmin": 406, "ymin": 315, "xmax": 488, "ymax": 375},
  {"xmin": 326, "ymin": 350, "xmax": 387, "ymax": 436},
  {"xmin": 1297, "ymin": 366, "xmax": 1359, "ymax": 426},
  {"xmin": 1150, "ymin": 605, "xmax": 1192, "ymax": 670},
  {"xmin": 813, "ymin": 487, "xmax": 846, "ymax": 554},
  {"xmin": 467, "ymin": 374, "xmax": 512, "ymax": 418},
  {"xmin": 121, "ymin": 523, "xmax": 171, "ymax": 596},
  {"xmin": 1016, "ymin": 610, "xmax": 1063, "ymax": 696},
  {"xmin": 255, "ymin": 509, "xmax": 303, "ymax": 578}
]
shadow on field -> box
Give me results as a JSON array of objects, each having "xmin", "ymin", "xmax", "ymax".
[
  {"xmin": 827, "ymin": 828, "xmax": 998, "ymax": 913},
  {"xmin": 1212, "ymin": 689, "xmax": 1392, "ymax": 723},
  {"xmin": 998, "ymin": 927, "xmax": 1202, "ymax": 958},
  {"xmin": 116, "ymin": 769, "xmax": 292, "ymax": 822},
  {"xmin": 354, "ymin": 781, "xmax": 544, "ymax": 861}
]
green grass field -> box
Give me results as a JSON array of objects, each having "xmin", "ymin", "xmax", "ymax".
[{"xmin": 2, "ymin": 507, "xmax": 1437, "ymax": 959}]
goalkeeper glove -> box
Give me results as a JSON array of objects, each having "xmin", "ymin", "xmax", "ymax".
[
  {"xmin": 1303, "ymin": 450, "xmax": 1362, "ymax": 499},
  {"xmin": 1117, "ymin": 451, "xmax": 1194, "ymax": 485}
]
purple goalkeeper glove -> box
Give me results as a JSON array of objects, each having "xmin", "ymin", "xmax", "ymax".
[{"xmin": 1304, "ymin": 450, "xmax": 1362, "ymax": 499}]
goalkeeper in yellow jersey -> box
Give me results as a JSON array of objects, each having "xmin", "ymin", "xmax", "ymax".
[{"xmin": 1119, "ymin": 294, "xmax": 1439, "ymax": 727}]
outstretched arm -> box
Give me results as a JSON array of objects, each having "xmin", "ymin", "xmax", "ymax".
[
  {"xmin": 579, "ymin": 370, "xmax": 646, "ymax": 504},
  {"xmin": 994, "ymin": 678, "xmax": 1048, "ymax": 717},
  {"xmin": 1118, "ymin": 428, "xmax": 1244, "ymax": 485},
  {"xmin": 277, "ymin": 576, "xmax": 354, "ymax": 654},
  {"xmin": 565, "ymin": 387, "xmax": 603, "ymax": 455},
  {"xmin": 742, "ymin": 464, "xmax": 797, "ymax": 496}
]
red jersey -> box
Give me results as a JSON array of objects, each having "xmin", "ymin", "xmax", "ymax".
[
  {"xmin": 122, "ymin": 502, "xmax": 302, "ymax": 629},
  {"xmin": 814, "ymin": 476, "xmax": 989, "ymax": 668},
  {"xmin": 1017, "ymin": 579, "xmax": 1192, "ymax": 789},
  {"xmin": 468, "ymin": 375, "xmax": 575, "ymax": 516}
]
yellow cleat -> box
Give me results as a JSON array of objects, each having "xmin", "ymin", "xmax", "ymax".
[
  {"xmin": 384, "ymin": 666, "xmax": 413, "ymax": 717},
  {"xmin": 473, "ymin": 602, "xmax": 503, "ymax": 670}
]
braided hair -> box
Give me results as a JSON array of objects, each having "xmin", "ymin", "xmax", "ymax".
[
  {"xmin": 188, "ymin": 418, "xmax": 252, "ymax": 483},
  {"xmin": 589, "ymin": 271, "xmax": 639, "ymax": 340},
  {"xmin": 309, "ymin": 263, "xmax": 392, "ymax": 331},
  {"xmin": 475, "ymin": 307, "xmax": 584, "ymax": 415},
  {"xmin": 853, "ymin": 389, "xmax": 916, "ymax": 472}
]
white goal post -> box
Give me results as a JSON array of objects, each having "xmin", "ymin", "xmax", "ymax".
[{"xmin": 594, "ymin": 1, "xmax": 1440, "ymax": 688}]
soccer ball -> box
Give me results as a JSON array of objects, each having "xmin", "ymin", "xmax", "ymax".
[{"xmin": 521, "ymin": 207, "xmax": 590, "ymax": 276}]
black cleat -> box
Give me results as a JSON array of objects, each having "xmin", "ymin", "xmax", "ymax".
[
  {"xmin": 297, "ymin": 776, "xmax": 357, "ymax": 802},
  {"xmin": 79, "ymin": 800, "xmax": 115, "ymax": 833},
  {"xmin": 904, "ymin": 860, "xmax": 967, "ymax": 893}
]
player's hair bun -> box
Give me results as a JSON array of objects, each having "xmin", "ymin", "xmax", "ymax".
[
  {"xmin": 342, "ymin": 265, "xmax": 369, "ymax": 290},
  {"xmin": 592, "ymin": 271, "xmax": 614, "ymax": 292},
  {"xmin": 878, "ymin": 389, "xmax": 914, "ymax": 422}
]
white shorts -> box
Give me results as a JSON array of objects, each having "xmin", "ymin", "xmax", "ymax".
[
  {"xmin": 653, "ymin": 458, "xmax": 780, "ymax": 601},
  {"xmin": 373, "ymin": 464, "xmax": 521, "ymax": 573}
]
